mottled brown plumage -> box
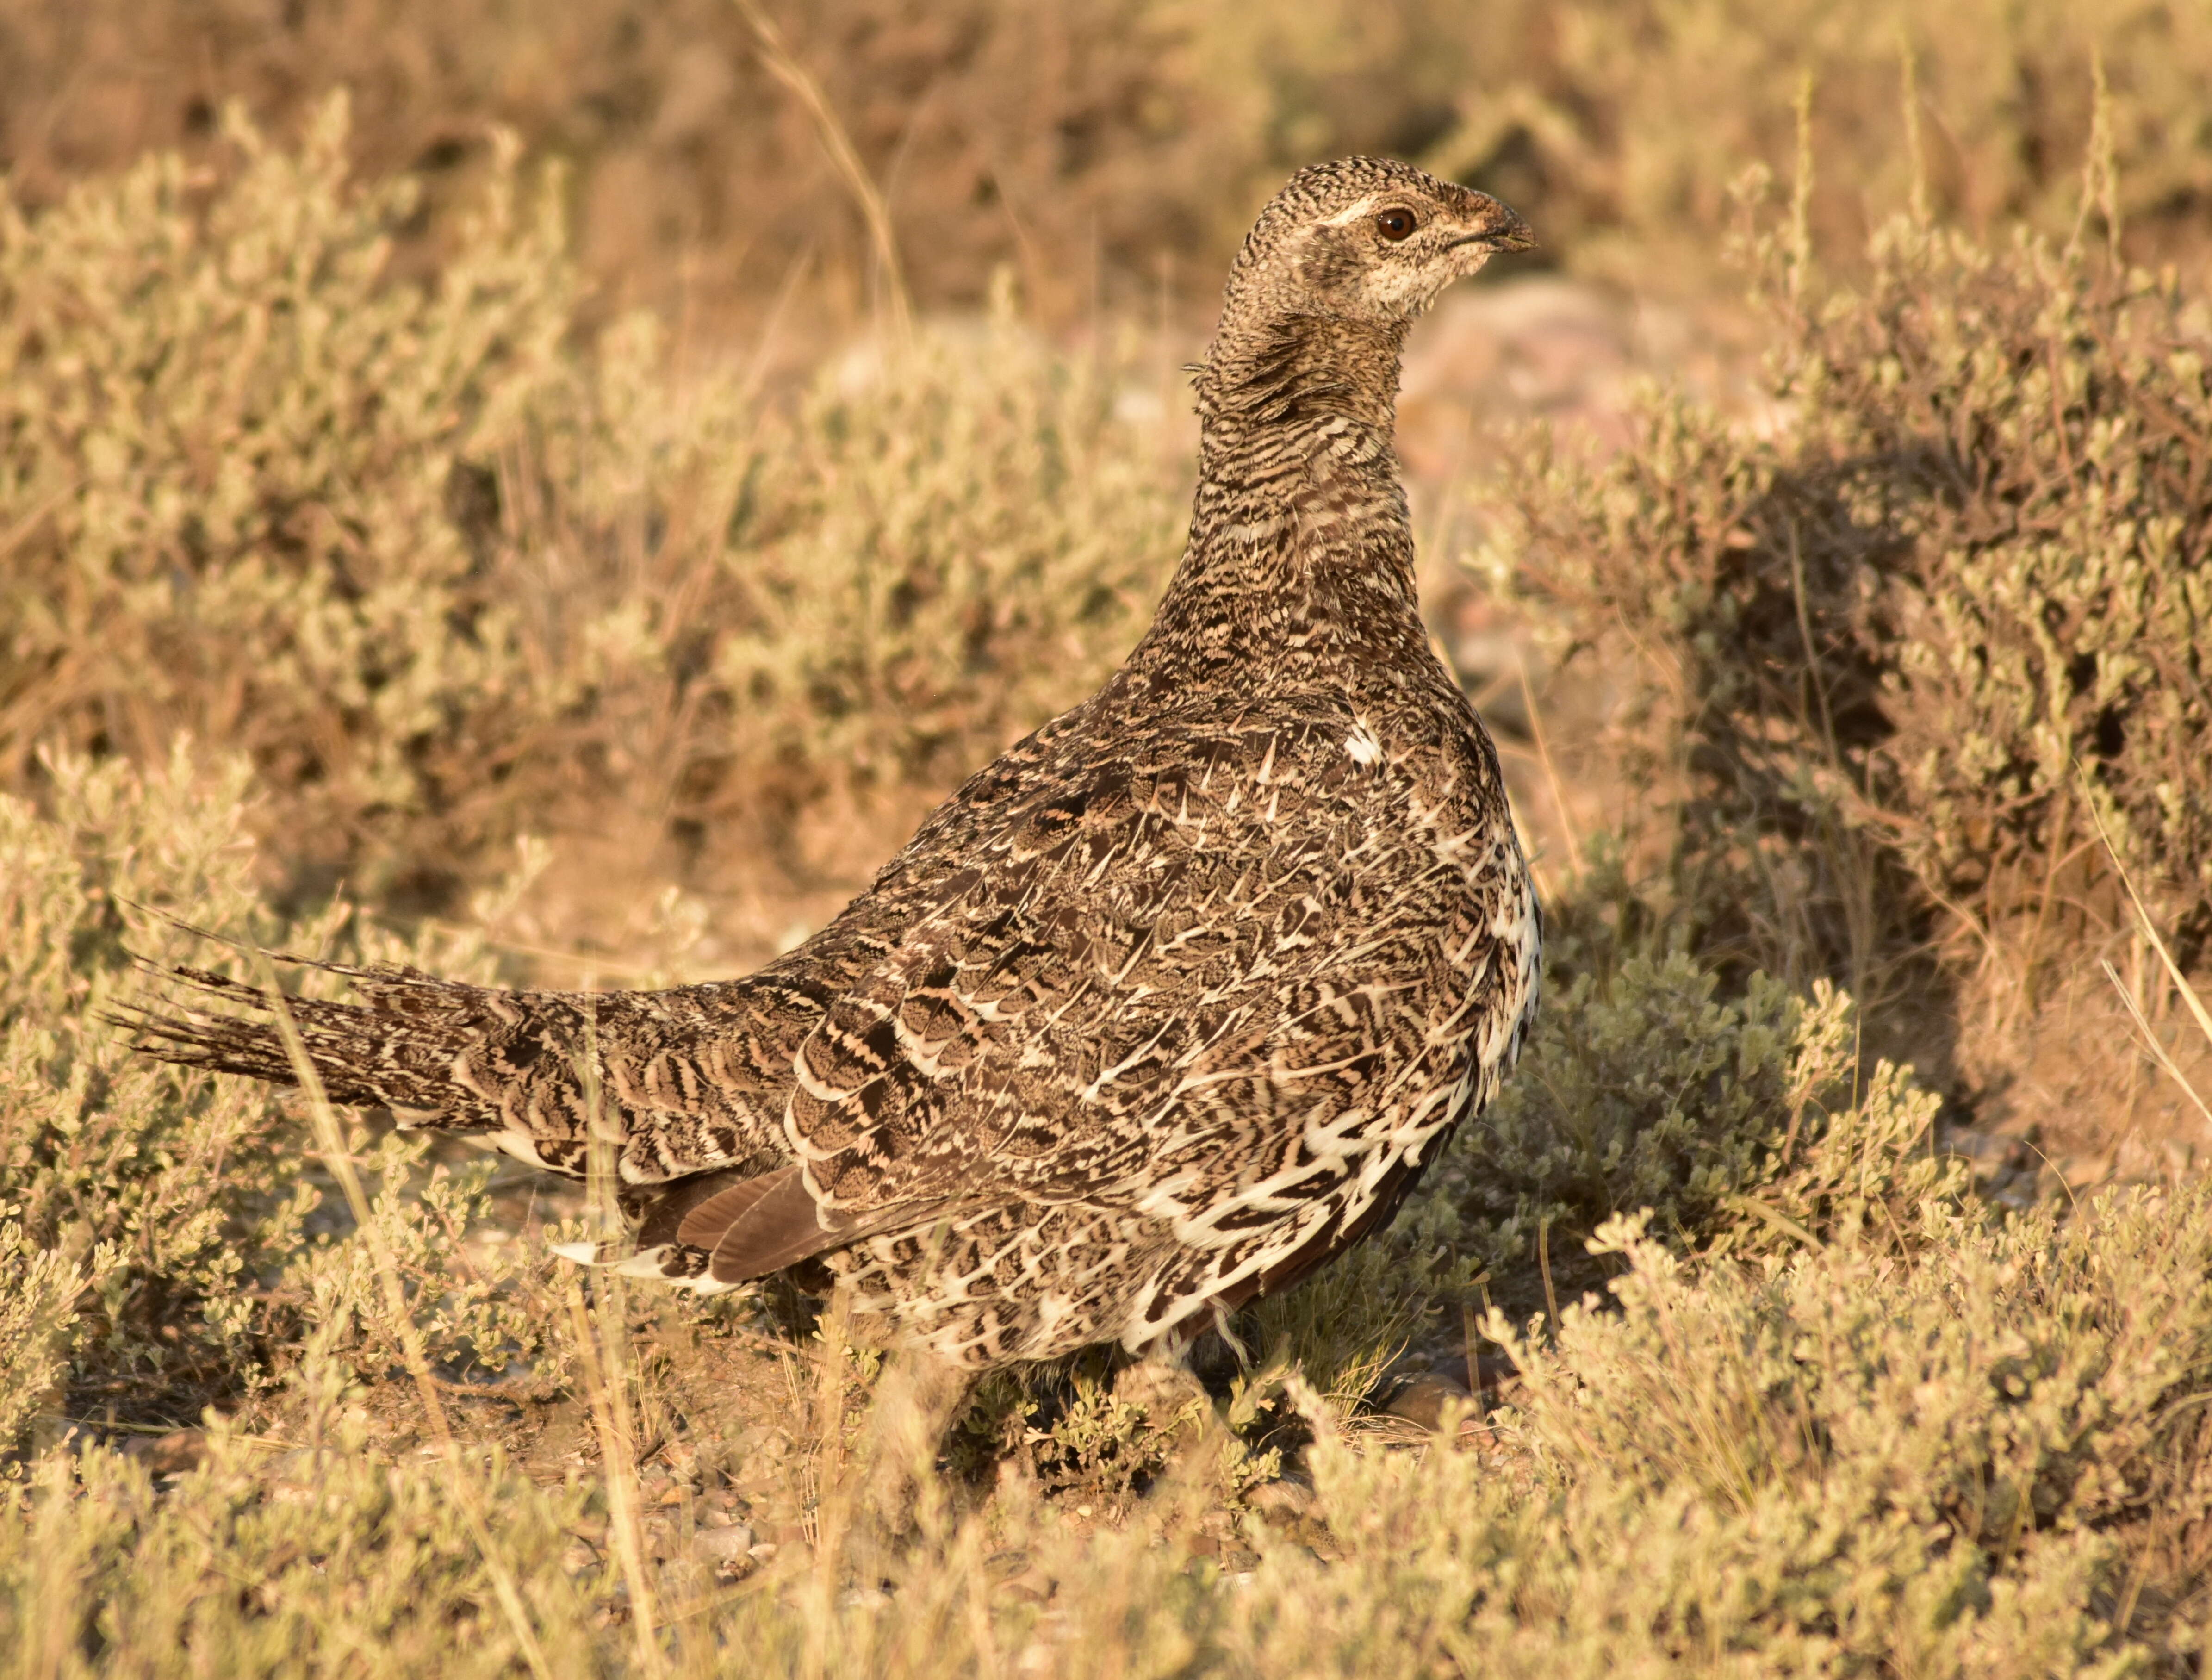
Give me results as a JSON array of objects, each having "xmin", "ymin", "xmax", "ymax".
[{"xmin": 127, "ymin": 157, "xmax": 1542, "ymax": 1376}]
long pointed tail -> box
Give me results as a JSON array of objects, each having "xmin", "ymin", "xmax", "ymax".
[
  {"xmin": 115, "ymin": 950, "xmax": 608, "ymax": 1170},
  {"xmin": 117, "ymin": 935, "xmax": 825, "ymax": 1286}
]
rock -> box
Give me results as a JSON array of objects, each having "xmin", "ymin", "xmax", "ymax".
[
  {"xmin": 692, "ymin": 1523, "xmax": 756, "ymax": 1563},
  {"xmin": 121, "ymin": 1429, "xmax": 206, "ymax": 1475},
  {"xmin": 1381, "ymin": 1372, "xmax": 1474, "ymax": 1431}
]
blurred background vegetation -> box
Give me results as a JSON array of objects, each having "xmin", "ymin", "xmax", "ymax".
[
  {"xmin": 2, "ymin": 2, "xmax": 2211, "ymax": 1671},
  {"xmin": 5, "ymin": 0, "xmax": 2207, "ymax": 337}
]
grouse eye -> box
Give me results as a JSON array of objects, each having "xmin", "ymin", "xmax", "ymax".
[{"xmin": 1375, "ymin": 208, "xmax": 1418, "ymax": 242}]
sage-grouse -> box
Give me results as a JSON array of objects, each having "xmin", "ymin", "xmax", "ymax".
[{"xmin": 132, "ymin": 157, "xmax": 1542, "ymax": 1380}]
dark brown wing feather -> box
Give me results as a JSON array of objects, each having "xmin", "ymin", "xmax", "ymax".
[
  {"xmin": 675, "ymin": 1166, "xmax": 953, "ymax": 1284},
  {"xmin": 677, "ymin": 1166, "xmax": 852, "ymax": 1283}
]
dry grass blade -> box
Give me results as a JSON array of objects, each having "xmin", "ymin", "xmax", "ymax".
[
  {"xmin": 1516, "ymin": 650, "xmax": 1584, "ymax": 877},
  {"xmin": 255, "ymin": 965, "xmax": 555, "ymax": 1680},
  {"xmin": 2100, "ymin": 960, "xmax": 2212, "ymax": 1131},
  {"xmin": 571, "ymin": 992, "xmax": 667, "ymax": 1668},
  {"xmin": 2082, "ymin": 770, "xmax": 2212, "ymax": 1048},
  {"xmin": 804, "ymin": 1285, "xmax": 857, "ymax": 1680},
  {"xmin": 564, "ymin": 1281, "xmax": 664, "ymax": 1668},
  {"xmin": 2085, "ymin": 773, "xmax": 2212, "ymax": 1129},
  {"xmin": 730, "ymin": 0, "xmax": 912, "ymax": 344}
]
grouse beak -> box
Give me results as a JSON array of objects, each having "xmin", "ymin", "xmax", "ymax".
[{"xmin": 1452, "ymin": 209, "xmax": 1537, "ymax": 254}]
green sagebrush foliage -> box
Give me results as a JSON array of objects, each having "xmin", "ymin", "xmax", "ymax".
[
  {"xmin": 0, "ymin": 748, "xmax": 316, "ymax": 1423},
  {"xmin": 0, "ymin": 1222, "xmax": 103, "ymax": 1456},
  {"xmin": 705, "ymin": 310, "xmax": 1184, "ymax": 807},
  {"xmin": 1, "ymin": 1406, "xmax": 603, "ymax": 1677},
  {"xmin": 0, "ymin": 747, "xmax": 579, "ymax": 1431},
  {"xmin": 1480, "ymin": 215, "xmax": 2212, "ymax": 971},
  {"xmin": 2, "ymin": 1187, "xmax": 2205, "ymax": 1674},
  {"xmin": 0, "ymin": 99, "xmax": 1183, "ymax": 911},
  {"xmin": 1292, "ymin": 1180, "xmax": 2212, "ymax": 1678},
  {"xmin": 1396, "ymin": 875, "xmax": 1966, "ymax": 1317},
  {"xmin": 0, "ymin": 97, "xmax": 576, "ymax": 906}
]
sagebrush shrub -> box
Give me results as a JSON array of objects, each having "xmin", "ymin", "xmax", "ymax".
[
  {"xmin": 0, "ymin": 749, "xmax": 317, "ymax": 1417},
  {"xmin": 1482, "ymin": 217, "xmax": 2212, "ymax": 977},
  {"xmin": 0, "ymin": 1222, "xmax": 103, "ymax": 1454},
  {"xmin": 1399, "ymin": 884, "xmax": 1963, "ymax": 1316},
  {"xmin": 0, "ymin": 746, "xmax": 575, "ymax": 1423},
  {"xmin": 0, "ymin": 103, "xmax": 1184, "ymax": 912},
  {"xmin": 0, "ymin": 97, "xmax": 578, "ymax": 907}
]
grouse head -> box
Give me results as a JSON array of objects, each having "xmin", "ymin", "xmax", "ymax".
[{"xmin": 1216, "ymin": 156, "xmax": 1533, "ymax": 336}]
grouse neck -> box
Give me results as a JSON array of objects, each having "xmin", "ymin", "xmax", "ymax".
[{"xmin": 1127, "ymin": 312, "xmax": 1431, "ymax": 691}]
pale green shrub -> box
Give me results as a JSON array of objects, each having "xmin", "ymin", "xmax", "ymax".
[
  {"xmin": 0, "ymin": 105, "xmax": 1184, "ymax": 909},
  {"xmin": 0, "ymin": 95, "xmax": 578, "ymax": 905},
  {"xmin": 1270, "ymin": 1178, "xmax": 2212, "ymax": 1676},
  {"xmin": 0, "ymin": 747, "xmax": 318, "ymax": 1417},
  {"xmin": 1482, "ymin": 214, "xmax": 2212, "ymax": 992},
  {"xmin": 0, "ymin": 744, "xmax": 571, "ymax": 1424},
  {"xmin": 0, "ymin": 1425, "xmax": 603, "ymax": 1675},
  {"xmin": 0, "ymin": 1180, "xmax": 2203, "ymax": 1675},
  {"xmin": 0, "ymin": 1224, "xmax": 110, "ymax": 1454},
  {"xmin": 706, "ymin": 313, "xmax": 1185, "ymax": 805},
  {"xmin": 1403, "ymin": 899, "xmax": 1964, "ymax": 1315}
]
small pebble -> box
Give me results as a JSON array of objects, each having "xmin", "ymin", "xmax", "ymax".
[{"xmin": 692, "ymin": 1524, "xmax": 756, "ymax": 1563}]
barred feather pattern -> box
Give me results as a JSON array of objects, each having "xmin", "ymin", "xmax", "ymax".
[{"xmin": 128, "ymin": 157, "xmax": 1544, "ymax": 1370}]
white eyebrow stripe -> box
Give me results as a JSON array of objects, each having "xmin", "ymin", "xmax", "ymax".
[{"xmin": 1317, "ymin": 197, "xmax": 1386, "ymax": 227}]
